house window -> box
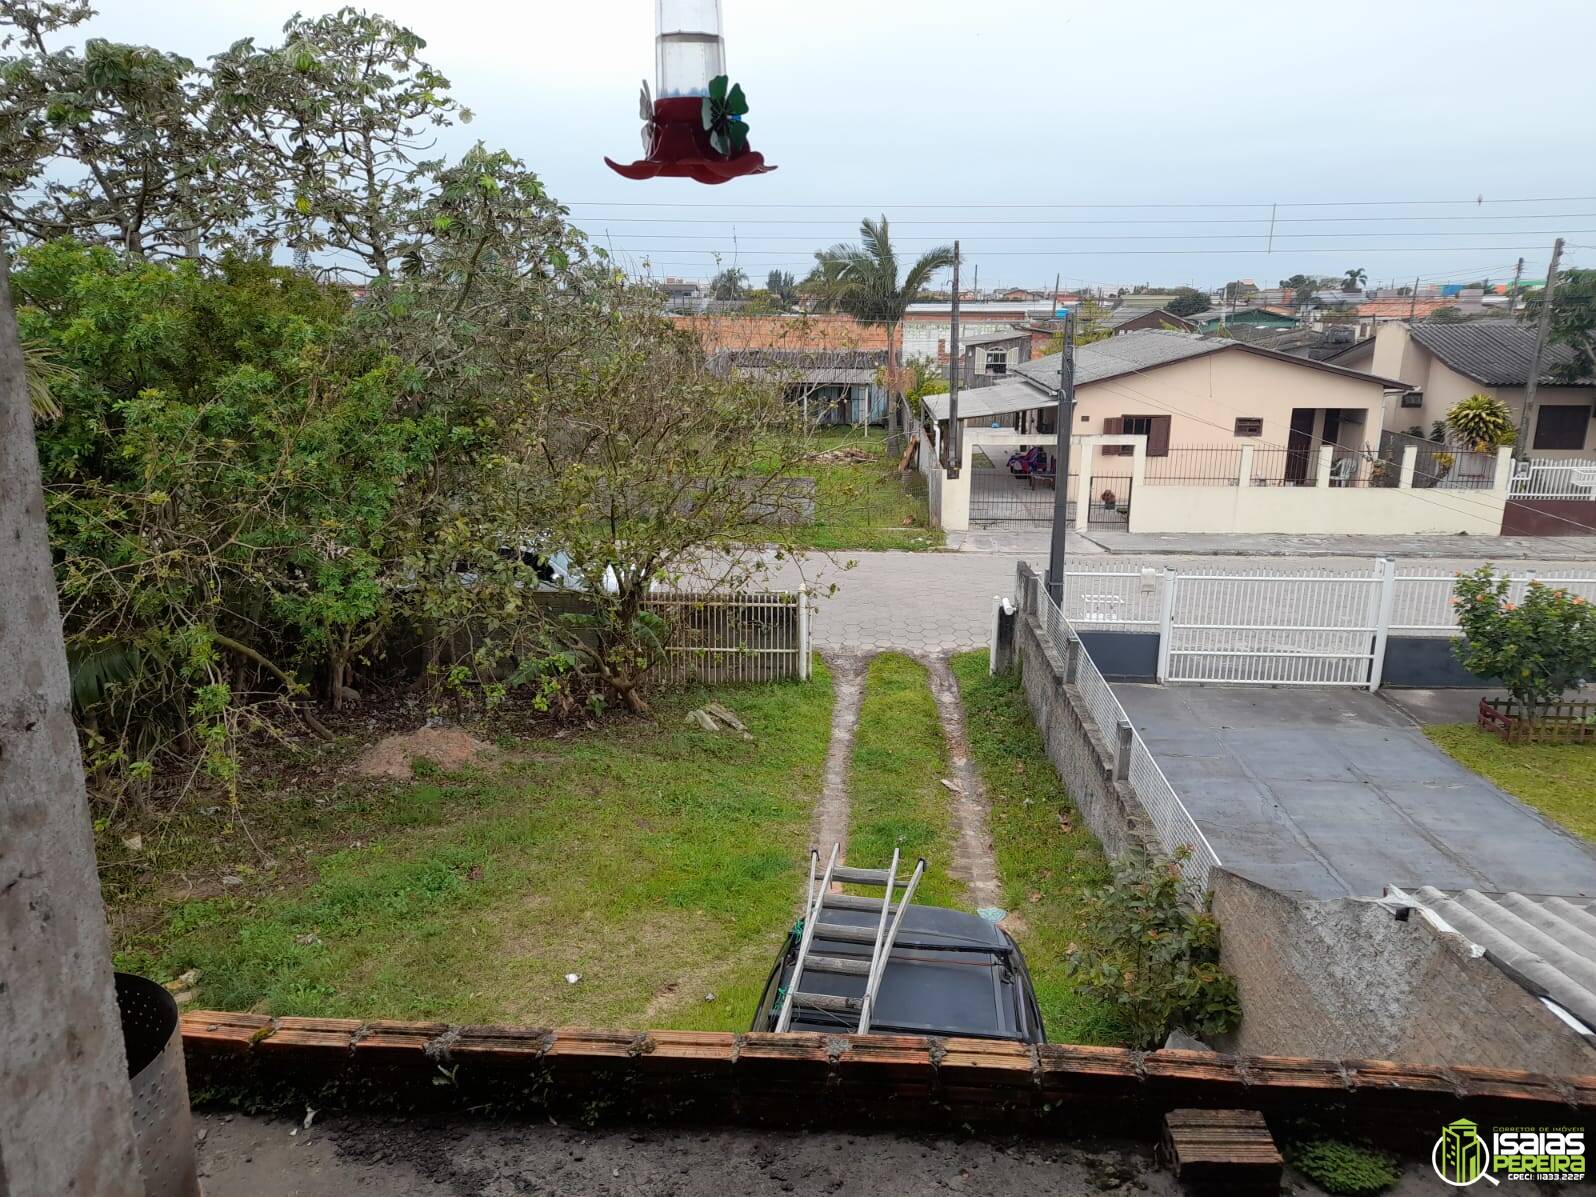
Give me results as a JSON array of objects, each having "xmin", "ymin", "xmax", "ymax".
[
  {"xmin": 1234, "ymin": 417, "xmax": 1264, "ymax": 437},
  {"xmin": 1103, "ymin": 414, "xmax": 1171, "ymax": 456},
  {"xmin": 1400, "ymin": 390, "xmax": 1423, "ymax": 408},
  {"xmin": 1533, "ymin": 405, "xmax": 1590, "ymax": 451},
  {"xmin": 985, "ymin": 349, "xmax": 1009, "ymax": 375}
]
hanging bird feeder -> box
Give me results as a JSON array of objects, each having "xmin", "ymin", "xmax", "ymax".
[{"xmin": 605, "ymin": 0, "xmax": 776, "ymax": 184}]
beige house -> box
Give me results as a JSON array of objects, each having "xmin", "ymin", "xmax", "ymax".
[
  {"xmin": 1334, "ymin": 322, "xmax": 1596, "ymax": 456},
  {"xmin": 924, "ymin": 330, "xmax": 1407, "ymax": 486}
]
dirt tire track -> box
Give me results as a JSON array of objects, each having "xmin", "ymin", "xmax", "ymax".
[{"xmin": 925, "ymin": 654, "xmax": 1003, "ymax": 913}]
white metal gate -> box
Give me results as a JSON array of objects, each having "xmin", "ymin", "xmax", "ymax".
[{"xmin": 1156, "ymin": 561, "xmax": 1395, "ymax": 687}]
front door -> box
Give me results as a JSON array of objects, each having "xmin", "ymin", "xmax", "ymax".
[{"xmin": 1286, "ymin": 408, "xmax": 1315, "ymax": 484}]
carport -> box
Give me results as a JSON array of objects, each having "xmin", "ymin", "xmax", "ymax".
[{"xmin": 1113, "ymin": 684, "xmax": 1596, "ymax": 899}]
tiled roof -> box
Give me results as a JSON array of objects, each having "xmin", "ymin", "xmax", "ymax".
[
  {"xmin": 1408, "ymin": 320, "xmax": 1593, "ymax": 387},
  {"xmin": 1103, "ymin": 307, "xmax": 1194, "ymax": 329},
  {"xmin": 1400, "ymin": 887, "xmax": 1596, "ymax": 1032},
  {"xmin": 675, "ymin": 314, "xmax": 891, "ymax": 353},
  {"xmin": 1354, "ymin": 298, "xmax": 1455, "ymax": 319}
]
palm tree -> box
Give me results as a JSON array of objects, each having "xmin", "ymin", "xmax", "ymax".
[
  {"xmin": 817, "ymin": 216, "xmax": 955, "ymax": 440},
  {"xmin": 1342, "ymin": 267, "xmax": 1367, "ymax": 292}
]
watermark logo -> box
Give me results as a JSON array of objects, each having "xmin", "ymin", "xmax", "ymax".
[
  {"xmin": 1433, "ymin": 1119, "xmax": 1494, "ymax": 1187},
  {"xmin": 1431, "ymin": 1119, "xmax": 1587, "ymax": 1185}
]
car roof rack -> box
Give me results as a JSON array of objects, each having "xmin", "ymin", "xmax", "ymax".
[{"xmin": 774, "ymin": 843, "xmax": 926, "ymax": 1035}]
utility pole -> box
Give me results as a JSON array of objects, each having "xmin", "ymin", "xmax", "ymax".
[
  {"xmin": 1506, "ymin": 256, "xmax": 1525, "ymax": 319},
  {"xmin": 1408, "ymin": 275, "xmax": 1420, "ymax": 321},
  {"xmin": 1516, "ymin": 238, "xmax": 1565, "ymax": 458},
  {"xmin": 972, "ymin": 263, "xmax": 978, "ymax": 302},
  {"xmin": 946, "ymin": 240, "xmax": 961, "ymax": 475},
  {"xmin": 1046, "ymin": 308, "xmax": 1076, "ymax": 604}
]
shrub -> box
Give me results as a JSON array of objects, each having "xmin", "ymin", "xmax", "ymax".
[
  {"xmin": 1452, "ymin": 567, "xmax": 1596, "ymax": 718},
  {"xmin": 1064, "ymin": 849, "xmax": 1240, "ymax": 1050},
  {"xmin": 1445, "ymin": 392, "xmax": 1517, "ymax": 452},
  {"xmin": 1287, "ymin": 1139, "xmax": 1402, "ymax": 1195}
]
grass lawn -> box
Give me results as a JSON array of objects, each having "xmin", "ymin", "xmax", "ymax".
[
  {"xmin": 785, "ymin": 427, "xmax": 944, "ymax": 553},
  {"xmin": 1425, "ymin": 724, "xmax": 1596, "ymax": 844},
  {"xmin": 844, "ymin": 653, "xmax": 964, "ymax": 907},
  {"xmin": 950, "ymin": 650, "xmax": 1128, "ymax": 1046},
  {"xmin": 108, "ymin": 667, "xmax": 834, "ymax": 1031}
]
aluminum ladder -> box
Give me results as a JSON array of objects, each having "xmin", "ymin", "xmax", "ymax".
[{"xmin": 774, "ymin": 843, "xmax": 926, "ymax": 1034}]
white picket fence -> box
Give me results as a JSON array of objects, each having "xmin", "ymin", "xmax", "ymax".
[
  {"xmin": 1055, "ymin": 560, "xmax": 1596, "ymax": 689},
  {"xmin": 1023, "ymin": 570, "xmax": 1221, "ymax": 899},
  {"xmin": 1510, "ymin": 459, "xmax": 1596, "ymax": 500}
]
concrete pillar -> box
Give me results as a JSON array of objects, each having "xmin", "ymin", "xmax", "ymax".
[
  {"xmin": 1399, "ymin": 446, "xmax": 1417, "ymax": 489},
  {"xmin": 1238, "ymin": 443, "xmax": 1255, "ymax": 488},
  {"xmin": 1493, "ymin": 446, "xmax": 1515, "ymax": 498},
  {"xmin": 0, "ymin": 251, "xmax": 144, "ymax": 1196},
  {"xmin": 1075, "ymin": 435, "xmax": 1093, "ymax": 532},
  {"xmin": 1316, "ymin": 444, "xmax": 1334, "ymax": 488}
]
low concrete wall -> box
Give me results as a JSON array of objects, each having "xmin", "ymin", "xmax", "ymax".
[
  {"xmin": 1212, "ymin": 871, "xmax": 1596, "ymax": 1074},
  {"xmin": 1503, "ymin": 499, "xmax": 1596, "ymax": 536},
  {"xmin": 1013, "ymin": 565, "xmax": 1157, "ymax": 861},
  {"xmin": 1131, "ymin": 479, "xmax": 1508, "ymax": 536}
]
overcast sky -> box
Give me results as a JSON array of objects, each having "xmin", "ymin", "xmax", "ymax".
[{"xmin": 83, "ymin": 0, "xmax": 1596, "ymax": 292}]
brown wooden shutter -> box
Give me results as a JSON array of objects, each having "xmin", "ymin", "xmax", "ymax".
[
  {"xmin": 1102, "ymin": 415, "xmax": 1125, "ymax": 456},
  {"xmin": 1148, "ymin": 415, "xmax": 1171, "ymax": 457}
]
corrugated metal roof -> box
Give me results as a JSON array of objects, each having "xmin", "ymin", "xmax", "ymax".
[
  {"xmin": 1014, "ymin": 329, "xmax": 1229, "ymax": 389},
  {"xmin": 1408, "ymin": 321, "xmax": 1593, "ymax": 387},
  {"xmin": 922, "ymin": 376, "xmax": 1048, "ymax": 421},
  {"xmin": 1402, "ymin": 886, "xmax": 1596, "ymax": 1031}
]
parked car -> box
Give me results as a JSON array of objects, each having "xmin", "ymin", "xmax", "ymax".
[{"xmin": 751, "ymin": 899, "xmax": 1046, "ymax": 1042}]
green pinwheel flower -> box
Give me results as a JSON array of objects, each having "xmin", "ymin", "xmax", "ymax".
[{"xmin": 701, "ymin": 74, "xmax": 750, "ymax": 157}]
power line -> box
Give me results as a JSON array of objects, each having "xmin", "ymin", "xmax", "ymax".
[
  {"xmin": 570, "ymin": 212, "xmax": 1596, "ymax": 227},
  {"xmin": 566, "ymin": 195, "xmax": 1596, "ymax": 210},
  {"xmin": 594, "ymin": 230, "xmax": 1596, "ymax": 244},
  {"xmin": 606, "ymin": 245, "xmax": 1586, "ymax": 258}
]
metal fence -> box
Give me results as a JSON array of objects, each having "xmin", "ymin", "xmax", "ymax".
[
  {"xmin": 1023, "ymin": 569, "xmax": 1220, "ymax": 898},
  {"xmin": 1058, "ymin": 560, "xmax": 1596, "ymax": 684},
  {"xmin": 645, "ymin": 590, "xmax": 811, "ymax": 686},
  {"xmin": 1509, "ymin": 459, "xmax": 1596, "ymax": 499},
  {"xmin": 1376, "ymin": 429, "xmax": 1498, "ymax": 490}
]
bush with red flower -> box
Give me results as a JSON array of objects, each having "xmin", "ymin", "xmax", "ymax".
[{"xmin": 1452, "ymin": 567, "xmax": 1596, "ymax": 719}]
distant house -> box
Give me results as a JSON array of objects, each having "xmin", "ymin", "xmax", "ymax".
[
  {"xmin": 997, "ymin": 287, "xmax": 1043, "ymax": 302},
  {"xmin": 1101, "ymin": 306, "xmax": 1195, "ymax": 335},
  {"xmin": 675, "ymin": 313, "xmax": 890, "ymax": 355},
  {"xmin": 1191, "ymin": 306, "xmax": 1299, "ymax": 333},
  {"xmin": 1353, "ymin": 321, "xmax": 1596, "ymax": 455},
  {"xmin": 900, "ymin": 300, "xmax": 1057, "ymax": 362},
  {"xmin": 923, "ymin": 330, "xmax": 1406, "ymax": 484},
  {"xmin": 712, "ymin": 348, "xmax": 888, "ymax": 426},
  {"xmin": 957, "ymin": 329, "xmax": 1033, "ymax": 386}
]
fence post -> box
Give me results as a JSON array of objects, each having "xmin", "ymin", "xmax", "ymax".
[
  {"xmin": 1064, "ymin": 633, "xmax": 1080, "ymax": 684},
  {"xmin": 1155, "ymin": 568, "xmax": 1177, "ymax": 683},
  {"xmin": 797, "ymin": 585, "xmax": 811, "ymax": 681},
  {"xmin": 1114, "ymin": 718, "xmax": 1133, "ymax": 781},
  {"xmin": 1368, "ymin": 557, "xmax": 1396, "ymax": 692},
  {"xmin": 1316, "ymin": 444, "xmax": 1334, "ymax": 488},
  {"xmin": 1399, "ymin": 446, "xmax": 1417, "ymax": 489},
  {"xmin": 1238, "ymin": 443, "xmax": 1254, "ymax": 488}
]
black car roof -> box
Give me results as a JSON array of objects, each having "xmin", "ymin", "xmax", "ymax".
[{"xmin": 775, "ymin": 904, "xmax": 1032, "ymax": 1039}]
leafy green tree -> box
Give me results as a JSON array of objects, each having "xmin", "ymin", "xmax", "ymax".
[
  {"xmin": 765, "ymin": 269, "xmax": 797, "ymax": 309},
  {"xmin": 209, "ymin": 8, "xmax": 464, "ymax": 278},
  {"xmin": 710, "ymin": 266, "xmax": 748, "ymax": 300},
  {"xmin": 0, "ymin": 0, "xmax": 231, "ymax": 256},
  {"xmin": 1165, "ymin": 287, "xmax": 1210, "ymax": 317},
  {"xmin": 1522, "ymin": 268, "xmax": 1596, "ymax": 383},
  {"xmin": 814, "ymin": 216, "xmax": 954, "ymax": 439},
  {"xmin": 1452, "ymin": 567, "xmax": 1596, "ymax": 721},
  {"xmin": 1342, "ymin": 267, "xmax": 1367, "ymax": 291}
]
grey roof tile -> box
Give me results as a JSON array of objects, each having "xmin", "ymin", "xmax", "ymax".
[
  {"xmin": 1015, "ymin": 329, "xmax": 1229, "ymax": 389},
  {"xmin": 1408, "ymin": 321, "xmax": 1593, "ymax": 387}
]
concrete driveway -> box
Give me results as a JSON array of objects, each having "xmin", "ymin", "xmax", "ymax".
[{"xmin": 1114, "ymin": 684, "xmax": 1596, "ymax": 900}]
